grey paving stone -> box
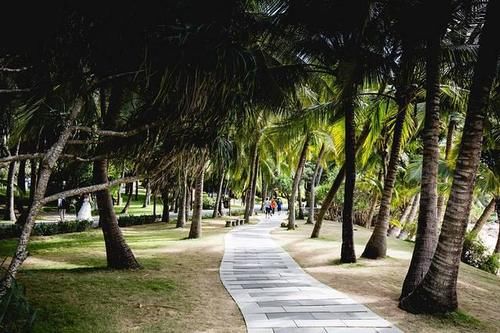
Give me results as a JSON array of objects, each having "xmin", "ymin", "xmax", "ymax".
[
  {"xmin": 274, "ymin": 328, "xmax": 327, "ymax": 333},
  {"xmin": 220, "ymin": 215, "xmax": 401, "ymax": 333}
]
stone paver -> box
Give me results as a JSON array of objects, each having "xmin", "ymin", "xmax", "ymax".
[{"xmin": 220, "ymin": 214, "xmax": 402, "ymax": 333}]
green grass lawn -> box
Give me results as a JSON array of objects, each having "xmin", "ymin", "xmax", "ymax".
[
  {"xmin": 272, "ymin": 221, "xmax": 500, "ymax": 333},
  {"xmin": 0, "ymin": 220, "xmax": 245, "ymax": 333}
]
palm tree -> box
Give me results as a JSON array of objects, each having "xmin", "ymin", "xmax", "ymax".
[
  {"xmin": 400, "ymin": 20, "xmax": 446, "ymax": 298},
  {"xmin": 400, "ymin": 0, "xmax": 500, "ymax": 313}
]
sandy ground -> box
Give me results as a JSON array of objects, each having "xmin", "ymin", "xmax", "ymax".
[{"xmin": 271, "ymin": 220, "xmax": 500, "ymax": 333}]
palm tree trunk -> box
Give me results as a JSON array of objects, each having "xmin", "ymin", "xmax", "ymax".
[
  {"xmin": 134, "ymin": 181, "xmax": 139, "ymax": 201},
  {"xmin": 307, "ymin": 145, "xmax": 325, "ymax": 225},
  {"xmin": 142, "ymin": 180, "xmax": 151, "ymax": 207},
  {"xmin": 212, "ymin": 166, "xmax": 225, "ymax": 218},
  {"xmin": 244, "ymin": 143, "xmax": 259, "ymax": 223},
  {"xmin": 28, "ymin": 159, "xmax": 38, "ymax": 205},
  {"xmin": 176, "ymin": 171, "xmax": 187, "ymax": 228},
  {"xmin": 400, "ymin": 33, "xmax": 442, "ymax": 299},
  {"xmin": 189, "ymin": 165, "xmax": 205, "ymax": 239},
  {"xmin": 311, "ymin": 123, "xmax": 370, "ymax": 238},
  {"xmin": 297, "ymin": 179, "xmax": 304, "ymax": 220},
  {"xmin": 93, "ymin": 158, "xmax": 141, "ymax": 269},
  {"xmin": 398, "ymin": 193, "xmax": 420, "ymax": 239},
  {"xmin": 366, "ymin": 194, "xmax": 379, "ymax": 228},
  {"xmin": 120, "ymin": 184, "xmax": 133, "ymax": 214},
  {"xmin": 362, "ymin": 61, "xmax": 414, "ymax": 259},
  {"xmin": 249, "ymin": 161, "xmax": 259, "ymax": 216},
  {"xmin": 469, "ymin": 198, "xmax": 496, "ymax": 237},
  {"xmin": 0, "ymin": 102, "xmax": 82, "ymax": 296},
  {"xmin": 17, "ymin": 160, "xmax": 26, "ymax": 194},
  {"xmin": 341, "ymin": 81, "xmax": 357, "ymax": 263},
  {"xmin": 161, "ymin": 188, "xmax": 170, "ymax": 223},
  {"xmin": 288, "ymin": 135, "xmax": 309, "ymax": 230},
  {"xmin": 436, "ymin": 194, "xmax": 446, "ymax": 225},
  {"xmin": 400, "ymin": 1, "xmax": 500, "ymax": 312},
  {"xmin": 4, "ymin": 161, "xmax": 17, "ymax": 221}
]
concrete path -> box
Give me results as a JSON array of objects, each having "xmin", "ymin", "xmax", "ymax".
[{"xmin": 220, "ymin": 214, "xmax": 402, "ymax": 333}]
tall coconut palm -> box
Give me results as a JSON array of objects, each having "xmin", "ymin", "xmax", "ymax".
[{"xmin": 400, "ymin": 0, "xmax": 500, "ymax": 313}]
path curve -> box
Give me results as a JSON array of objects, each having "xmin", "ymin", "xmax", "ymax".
[{"xmin": 220, "ymin": 214, "xmax": 402, "ymax": 333}]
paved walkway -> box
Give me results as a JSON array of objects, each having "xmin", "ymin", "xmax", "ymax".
[{"xmin": 220, "ymin": 214, "xmax": 402, "ymax": 333}]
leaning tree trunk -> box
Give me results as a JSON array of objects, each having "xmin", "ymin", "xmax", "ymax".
[
  {"xmin": 306, "ymin": 144, "xmax": 325, "ymax": 224},
  {"xmin": 0, "ymin": 101, "xmax": 82, "ymax": 296},
  {"xmin": 469, "ymin": 198, "xmax": 496, "ymax": 237},
  {"xmin": 495, "ymin": 197, "xmax": 500, "ymax": 254},
  {"xmin": 297, "ymin": 179, "xmax": 304, "ymax": 220},
  {"xmin": 249, "ymin": 161, "xmax": 259, "ymax": 217},
  {"xmin": 17, "ymin": 160, "xmax": 26, "ymax": 194},
  {"xmin": 366, "ymin": 194, "xmax": 379, "ymax": 228},
  {"xmin": 161, "ymin": 188, "xmax": 170, "ymax": 223},
  {"xmin": 398, "ymin": 193, "xmax": 420, "ymax": 238},
  {"xmin": 400, "ymin": 1, "xmax": 500, "ymax": 312},
  {"xmin": 212, "ymin": 166, "xmax": 225, "ymax": 218},
  {"xmin": 244, "ymin": 143, "xmax": 259, "ymax": 223},
  {"xmin": 400, "ymin": 33, "xmax": 442, "ymax": 299},
  {"xmin": 120, "ymin": 184, "xmax": 133, "ymax": 214},
  {"xmin": 311, "ymin": 123, "xmax": 370, "ymax": 238},
  {"xmin": 93, "ymin": 159, "xmax": 141, "ymax": 269},
  {"xmin": 142, "ymin": 180, "xmax": 151, "ymax": 208},
  {"xmin": 28, "ymin": 159, "xmax": 38, "ymax": 205},
  {"xmin": 176, "ymin": 171, "xmax": 187, "ymax": 228},
  {"xmin": 362, "ymin": 71, "xmax": 413, "ymax": 259},
  {"xmin": 288, "ymin": 136, "xmax": 309, "ymax": 230},
  {"xmin": 4, "ymin": 161, "xmax": 17, "ymax": 221},
  {"xmin": 189, "ymin": 165, "xmax": 205, "ymax": 239}
]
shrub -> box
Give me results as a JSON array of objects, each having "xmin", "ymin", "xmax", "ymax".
[
  {"xmin": 0, "ymin": 268, "xmax": 37, "ymax": 333},
  {"xmin": 118, "ymin": 215, "xmax": 158, "ymax": 227},
  {"xmin": 462, "ymin": 233, "xmax": 499, "ymax": 274},
  {"xmin": 0, "ymin": 220, "xmax": 93, "ymax": 239},
  {"xmin": 202, "ymin": 193, "xmax": 216, "ymax": 210}
]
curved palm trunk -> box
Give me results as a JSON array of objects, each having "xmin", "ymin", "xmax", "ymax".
[
  {"xmin": 288, "ymin": 136, "xmax": 309, "ymax": 230},
  {"xmin": 469, "ymin": 198, "xmax": 496, "ymax": 237},
  {"xmin": 249, "ymin": 162, "xmax": 259, "ymax": 216},
  {"xmin": 365, "ymin": 194, "xmax": 379, "ymax": 228},
  {"xmin": 362, "ymin": 85, "xmax": 412, "ymax": 259},
  {"xmin": 244, "ymin": 143, "xmax": 259, "ymax": 223},
  {"xmin": 120, "ymin": 184, "xmax": 133, "ymax": 214},
  {"xmin": 188, "ymin": 166, "xmax": 205, "ymax": 239},
  {"xmin": 400, "ymin": 1, "xmax": 500, "ymax": 312},
  {"xmin": 212, "ymin": 166, "xmax": 225, "ymax": 218},
  {"xmin": 400, "ymin": 34, "xmax": 442, "ymax": 298},
  {"xmin": 4, "ymin": 161, "xmax": 17, "ymax": 221},
  {"xmin": 93, "ymin": 159, "xmax": 141, "ymax": 269},
  {"xmin": 341, "ymin": 84, "xmax": 357, "ymax": 263},
  {"xmin": 297, "ymin": 180, "xmax": 304, "ymax": 220},
  {"xmin": 0, "ymin": 102, "xmax": 82, "ymax": 296},
  {"xmin": 311, "ymin": 123, "xmax": 370, "ymax": 238},
  {"xmin": 161, "ymin": 188, "xmax": 170, "ymax": 223},
  {"xmin": 495, "ymin": 197, "xmax": 500, "ymax": 254},
  {"xmin": 307, "ymin": 144, "xmax": 325, "ymax": 224},
  {"xmin": 28, "ymin": 159, "xmax": 38, "ymax": 205},
  {"xmin": 17, "ymin": 160, "xmax": 26, "ymax": 194},
  {"xmin": 176, "ymin": 171, "xmax": 187, "ymax": 228}
]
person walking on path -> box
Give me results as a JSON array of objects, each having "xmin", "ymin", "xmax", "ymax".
[
  {"xmin": 264, "ymin": 197, "xmax": 271, "ymax": 219},
  {"xmin": 277, "ymin": 198, "xmax": 282, "ymax": 214},
  {"xmin": 271, "ymin": 198, "xmax": 277, "ymax": 215}
]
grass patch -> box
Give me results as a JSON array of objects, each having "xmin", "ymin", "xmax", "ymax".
[
  {"xmin": 272, "ymin": 220, "xmax": 500, "ymax": 333},
  {"xmin": 2, "ymin": 219, "xmax": 245, "ymax": 333}
]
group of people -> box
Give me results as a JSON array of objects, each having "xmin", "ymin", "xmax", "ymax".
[
  {"xmin": 263, "ymin": 197, "xmax": 282, "ymax": 218},
  {"xmin": 57, "ymin": 193, "xmax": 94, "ymax": 225}
]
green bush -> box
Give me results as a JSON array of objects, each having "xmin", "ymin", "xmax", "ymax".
[
  {"xmin": 202, "ymin": 193, "xmax": 216, "ymax": 210},
  {"xmin": 0, "ymin": 269, "xmax": 37, "ymax": 332},
  {"xmin": 118, "ymin": 215, "xmax": 158, "ymax": 227},
  {"xmin": 462, "ymin": 233, "xmax": 499, "ymax": 274},
  {"xmin": 0, "ymin": 220, "xmax": 93, "ymax": 239}
]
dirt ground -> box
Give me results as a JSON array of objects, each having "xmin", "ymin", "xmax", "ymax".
[{"xmin": 271, "ymin": 220, "xmax": 500, "ymax": 333}]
